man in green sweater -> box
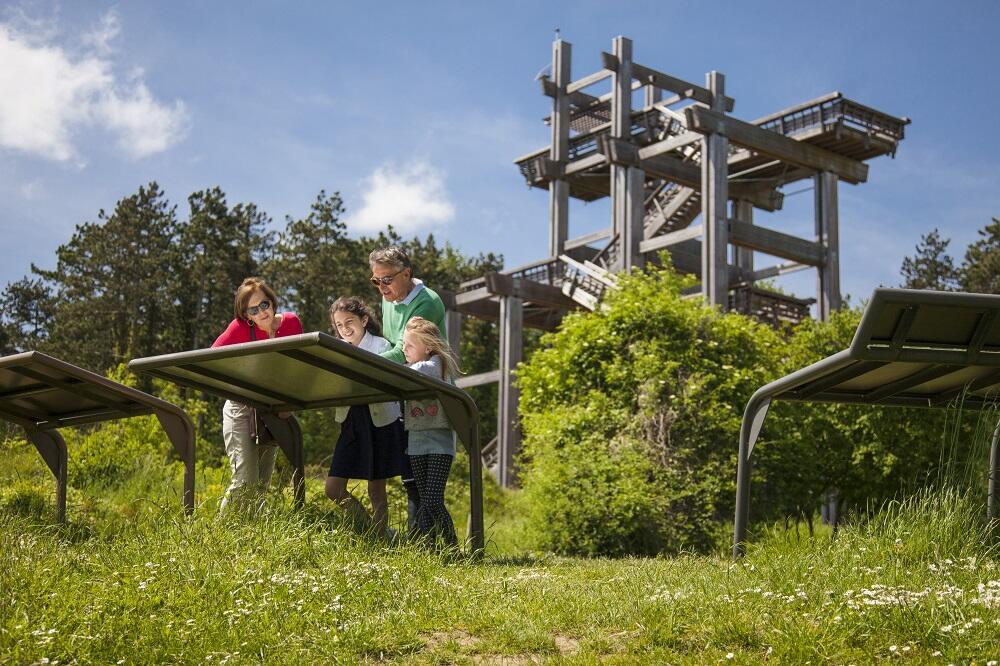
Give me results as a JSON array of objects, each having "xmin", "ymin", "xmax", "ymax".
[
  {"xmin": 369, "ymin": 245, "xmax": 448, "ymax": 534},
  {"xmin": 369, "ymin": 246, "xmax": 447, "ymax": 364}
]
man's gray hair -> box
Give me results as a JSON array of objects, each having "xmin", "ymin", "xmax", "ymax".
[{"xmin": 368, "ymin": 246, "xmax": 412, "ymax": 271}]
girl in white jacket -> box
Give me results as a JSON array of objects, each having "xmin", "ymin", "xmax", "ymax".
[{"xmin": 326, "ymin": 297, "xmax": 408, "ymax": 537}]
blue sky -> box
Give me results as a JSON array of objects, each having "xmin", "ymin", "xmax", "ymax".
[{"xmin": 2, "ymin": 1, "xmax": 998, "ymax": 307}]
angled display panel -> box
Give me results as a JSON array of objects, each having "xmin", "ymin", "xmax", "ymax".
[
  {"xmin": 129, "ymin": 332, "xmax": 485, "ymax": 551},
  {"xmin": 734, "ymin": 288, "xmax": 1000, "ymax": 558},
  {"xmin": 0, "ymin": 351, "xmax": 196, "ymax": 521}
]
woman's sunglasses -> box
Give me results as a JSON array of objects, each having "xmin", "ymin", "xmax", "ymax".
[
  {"xmin": 246, "ymin": 300, "xmax": 272, "ymax": 316},
  {"xmin": 370, "ymin": 270, "xmax": 403, "ymax": 287}
]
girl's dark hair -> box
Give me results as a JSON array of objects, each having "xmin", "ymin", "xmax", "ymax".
[{"xmin": 329, "ymin": 296, "xmax": 382, "ymax": 338}]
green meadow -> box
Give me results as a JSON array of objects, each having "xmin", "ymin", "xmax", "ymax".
[{"xmin": 2, "ymin": 438, "xmax": 999, "ymax": 665}]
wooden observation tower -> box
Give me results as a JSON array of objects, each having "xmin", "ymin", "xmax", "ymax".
[{"xmin": 443, "ymin": 35, "xmax": 910, "ymax": 487}]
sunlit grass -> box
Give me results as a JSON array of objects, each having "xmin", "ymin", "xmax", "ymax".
[{"xmin": 2, "ymin": 440, "xmax": 1000, "ymax": 663}]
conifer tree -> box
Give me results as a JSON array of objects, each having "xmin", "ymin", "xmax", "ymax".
[
  {"xmin": 899, "ymin": 228, "xmax": 959, "ymax": 291},
  {"xmin": 961, "ymin": 217, "xmax": 1000, "ymax": 294}
]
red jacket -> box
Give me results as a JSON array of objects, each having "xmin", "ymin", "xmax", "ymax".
[{"xmin": 212, "ymin": 313, "xmax": 304, "ymax": 347}]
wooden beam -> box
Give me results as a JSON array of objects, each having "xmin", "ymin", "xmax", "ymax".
[
  {"xmin": 567, "ymin": 69, "xmax": 612, "ymax": 94},
  {"xmin": 600, "ymin": 54, "xmax": 735, "ymax": 111},
  {"xmin": 729, "ymin": 182, "xmax": 784, "ymax": 212},
  {"xmin": 728, "ymin": 218, "xmax": 825, "ymax": 266},
  {"xmin": 455, "ymin": 369, "xmax": 501, "ymax": 389},
  {"xmin": 640, "ymin": 224, "xmax": 704, "ymax": 254},
  {"xmin": 541, "ymin": 77, "xmax": 599, "ymax": 108},
  {"xmin": 550, "ymin": 39, "xmax": 572, "ymax": 258},
  {"xmin": 637, "ymin": 131, "xmax": 702, "ymax": 160},
  {"xmin": 640, "ymin": 152, "xmax": 702, "ymax": 188},
  {"xmin": 749, "ymin": 262, "xmax": 811, "ymax": 281},
  {"xmin": 598, "ymin": 136, "xmax": 640, "ymax": 167},
  {"xmin": 733, "ymin": 199, "xmax": 754, "ymax": 273},
  {"xmin": 565, "ymin": 227, "xmax": 612, "ymax": 250},
  {"xmin": 564, "ymin": 153, "xmax": 606, "ymax": 176},
  {"xmin": 685, "ymin": 106, "xmax": 869, "ymax": 184},
  {"xmin": 702, "ymin": 71, "xmax": 729, "ymax": 309},
  {"xmin": 484, "ymin": 272, "xmax": 578, "ymax": 311},
  {"xmin": 644, "ymin": 239, "xmax": 746, "ymax": 283},
  {"xmin": 497, "ymin": 296, "xmax": 523, "ymax": 487},
  {"xmin": 815, "ymin": 171, "xmax": 841, "ymax": 319},
  {"xmin": 632, "ymin": 61, "xmax": 735, "ymax": 111}
]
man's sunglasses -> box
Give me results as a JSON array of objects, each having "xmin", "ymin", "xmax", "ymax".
[
  {"xmin": 370, "ymin": 270, "xmax": 403, "ymax": 287},
  {"xmin": 246, "ymin": 300, "xmax": 272, "ymax": 316}
]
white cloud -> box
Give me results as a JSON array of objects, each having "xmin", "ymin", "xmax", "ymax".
[
  {"xmin": 347, "ymin": 161, "xmax": 455, "ymax": 234},
  {"xmin": 0, "ymin": 12, "xmax": 189, "ymax": 162},
  {"xmin": 80, "ymin": 10, "xmax": 119, "ymax": 55}
]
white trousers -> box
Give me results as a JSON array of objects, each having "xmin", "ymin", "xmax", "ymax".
[{"xmin": 219, "ymin": 400, "xmax": 277, "ymax": 513}]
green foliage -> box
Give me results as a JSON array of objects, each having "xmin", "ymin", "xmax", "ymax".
[
  {"xmin": 517, "ymin": 261, "xmax": 782, "ymax": 555},
  {"xmin": 0, "ymin": 277, "xmax": 54, "ymax": 355},
  {"xmin": 758, "ymin": 309, "xmax": 979, "ymax": 526},
  {"xmin": 270, "ymin": 190, "xmax": 356, "ymax": 335},
  {"xmin": 899, "ymin": 228, "xmax": 960, "ymax": 291},
  {"xmin": 65, "ymin": 416, "xmax": 170, "ymax": 490},
  {"xmin": 3, "ymin": 451, "xmax": 1000, "ymax": 663},
  {"xmin": 962, "ymin": 217, "xmax": 1000, "ymax": 294},
  {"xmin": 895, "ymin": 216, "xmax": 1000, "ymax": 295},
  {"xmin": 31, "ymin": 182, "xmax": 179, "ymax": 372},
  {"xmin": 175, "ymin": 187, "xmax": 274, "ymax": 350}
]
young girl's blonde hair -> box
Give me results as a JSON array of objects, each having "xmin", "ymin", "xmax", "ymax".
[{"xmin": 404, "ymin": 317, "xmax": 461, "ymax": 379}]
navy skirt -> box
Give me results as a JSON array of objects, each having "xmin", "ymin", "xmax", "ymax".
[{"xmin": 329, "ymin": 405, "xmax": 410, "ymax": 480}]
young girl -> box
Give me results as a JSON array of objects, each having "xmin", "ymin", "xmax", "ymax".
[
  {"xmin": 401, "ymin": 316, "xmax": 459, "ymax": 547},
  {"xmin": 326, "ymin": 297, "xmax": 409, "ymax": 537}
]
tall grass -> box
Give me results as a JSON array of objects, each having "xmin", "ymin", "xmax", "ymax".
[{"xmin": 3, "ymin": 403, "xmax": 1000, "ymax": 662}]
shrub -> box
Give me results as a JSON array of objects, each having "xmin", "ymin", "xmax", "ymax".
[
  {"xmin": 516, "ymin": 261, "xmax": 782, "ymax": 555},
  {"xmin": 65, "ymin": 365, "xmax": 177, "ymax": 489}
]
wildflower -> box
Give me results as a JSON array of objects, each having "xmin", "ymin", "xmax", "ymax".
[
  {"xmin": 726, "ymin": 653, "xmax": 734, "ymax": 660},
  {"xmin": 889, "ymin": 646, "xmax": 898, "ymax": 653},
  {"xmin": 932, "ymin": 652, "xmax": 942, "ymax": 657}
]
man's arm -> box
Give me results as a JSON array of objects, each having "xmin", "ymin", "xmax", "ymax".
[{"xmin": 379, "ymin": 298, "xmax": 444, "ymax": 364}]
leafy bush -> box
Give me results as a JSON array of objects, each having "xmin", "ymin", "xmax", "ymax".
[
  {"xmin": 65, "ymin": 366, "xmax": 179, "ymax": 489},
  {"xmin": 516, "ymin": 261, "xmax": 782, "ymax": 555},
  {"xmin": 756, "ymin": 310, "xmax": 980, "ymax": 528},
  {"xmin": 517, "ymin": 265, "xmax": 991, "ymax": 556}
]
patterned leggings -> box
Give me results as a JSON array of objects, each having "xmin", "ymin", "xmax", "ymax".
[{"xmin": 409, "ymin": 454, "xmax": 457, "ymax": 546}]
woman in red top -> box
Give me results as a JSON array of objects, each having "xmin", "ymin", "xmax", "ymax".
[{"xmin": 213, "ymin": 277, "xmax": 303, "ymax": 513}]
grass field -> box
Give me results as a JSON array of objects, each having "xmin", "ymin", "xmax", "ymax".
[{"xmin": 2, "ymin": 438, "xmax": 1000, "ymax": 664}]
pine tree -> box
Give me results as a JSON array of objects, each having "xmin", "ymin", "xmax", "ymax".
[
  {"xmin": 269, "ymin": 190, "xmax": 357, "ymax": 334},
  {"xmin": 174, "ymin": 187, "xmax": 273, "ymax": 350},
  {"xmin": 33, "ymin": 182, "xmax": 179, "ymax": 371},
  {"xmin": 899, "ymin": 228, "xmax": 959, "ymax": 291},
  {"xmin": 0, "ymin": 278, "xmax": 55, "ymax": 353},
  {"xmin": 961, "ymin": 217, "xmax": 1000, "ymax": 294}
]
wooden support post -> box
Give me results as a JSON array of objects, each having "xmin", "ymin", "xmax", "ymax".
[
  {"xmin": 497, "ymin": 296, "xmax": 523, "ymax": 488},
  {"xmin": 609, "ymin": 36, "xmax": 645, "ymax": 272},
  {"xmin": 446, "ymin": 309, "xmax": 462, "ymax": 368},
  {"xmin": 549, "ymin": 39, "xmax": 571, "ymax": 258},
  {"xmin": 815, "ymin": 170, "xmax": 841, "ymax": 320},
  {"xmin": 644, "ymin": 77, "xmax": 662, "ymax": 107},
  {"xmin": 733, "ymin": 200, "xmax": 754, "ymax": 276},
  {"xmin": 701, "ymin": 71, "xmax": 729, "ymax": 309}
]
